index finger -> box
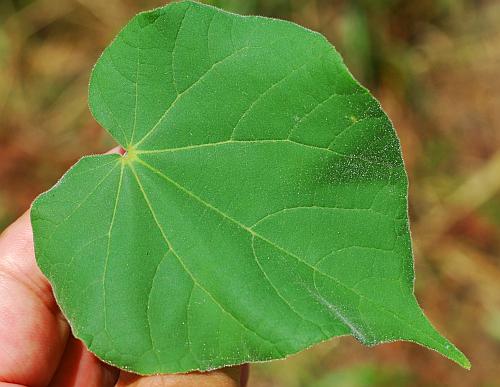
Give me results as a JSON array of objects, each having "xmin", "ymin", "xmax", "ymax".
[{"xmin": 0, "ymin": 210, "xmax": 69, "ymax": 386}]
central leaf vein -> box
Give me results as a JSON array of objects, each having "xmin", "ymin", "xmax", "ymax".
[
  {"xmin": 135, "ymin": 157, "xmax": 446, "ymax": 347},
  {"xmin": 128, "ymin": 163, "xmax": 280, "ymax": 351}
]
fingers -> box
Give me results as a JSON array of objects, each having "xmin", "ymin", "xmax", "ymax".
[
  {"xmin": 0, "ymin": 147, "xmax": 250, "ymax": 387},
  {"xmin": 0, "ymin": 211, "xmax": 69, "ymax": 386},
  {"xmin": 240, "ymin": 364, "xmax": 250, "ymax": 387},
  {"xmin": 105, "ymin": 146, "xmax": 125, "ymax": 155},
  {"xmin": 48, "ymin": 335, "xmax": 119, "ymax": 387},
  {"xmin": 0, "ymin": 211, "xmax": 53, "ymax": 306},
  {"xmin": 0, "ymin": 146, "xmax": 127, "ymax": 386},
  {"xmin": 116, "ymin": 366, "xmax": 246, "ymax": 387}
]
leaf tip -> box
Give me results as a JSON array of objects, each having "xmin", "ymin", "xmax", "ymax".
[
  {"xmin": 452, "ymin": 348, "xmax": 471, "ymax": 370},
  {"xmin": 433, "ymin": 336, "xmax": 471, "ymax": 370}
]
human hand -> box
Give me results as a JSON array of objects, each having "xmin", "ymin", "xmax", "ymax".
[{"xmin": 0, "ymin": 211, "xmax": 249, "ymax": 387}]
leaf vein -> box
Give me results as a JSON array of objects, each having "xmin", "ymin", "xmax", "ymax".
[
  {"xmin": 229, "ymin": 53, "xmax": 325, "ymax": 140},
  {"xmin": 134, "ymin": 45, "xmax": 251, "ymax": 148},
  {"xmin": 129, "ymin": 163, "xmax": 280, "ymax": 351},
  {"xmin": 250, "ymin": 235, "xmax": 329, "ymax": 336},
  {"xmin": 137, "ymin": 158, "xmax": 447, "ymax": 349},
  {"xmin": 102, "ymin": 163, "xmax": 124, "ymax": 339}
]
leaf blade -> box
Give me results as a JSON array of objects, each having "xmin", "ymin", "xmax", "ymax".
[{"xmin": 32, "ymin": 0, "xmax": 469, "ymax": 374}]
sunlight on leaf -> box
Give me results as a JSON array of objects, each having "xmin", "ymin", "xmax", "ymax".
[{"xmin": 31, "ymin": 0, "xmax": 469, "ymax": 374}]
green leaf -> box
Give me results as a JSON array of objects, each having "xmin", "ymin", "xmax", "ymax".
[{"xmin": 31, "ymin": 0, "xmax": 469, "ymax": 374}]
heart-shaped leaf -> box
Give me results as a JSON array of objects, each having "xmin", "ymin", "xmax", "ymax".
[{"xmin": 31, "ymin": 0, "xmax": 469, "ymax": 374}]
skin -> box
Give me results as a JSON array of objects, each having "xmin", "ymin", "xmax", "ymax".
[{"xmin": 0, "ymin": 150, "xmax": 249, "ymax": 387}]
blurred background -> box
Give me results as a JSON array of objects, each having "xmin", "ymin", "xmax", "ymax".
[{"xmin": 0, "ymin": 0, "xmax": 499, "ymax": 385}]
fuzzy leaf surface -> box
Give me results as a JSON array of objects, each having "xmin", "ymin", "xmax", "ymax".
[{"xmin": 31, "ymin": 0, "xmax": 469, "ymax": 374}]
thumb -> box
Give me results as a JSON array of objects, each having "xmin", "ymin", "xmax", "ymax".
[{"xmin": 116, "ymin": 365, "xmax": 248, "ymax": 387}]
